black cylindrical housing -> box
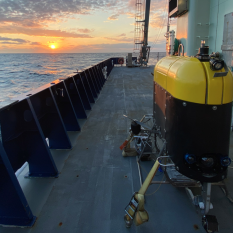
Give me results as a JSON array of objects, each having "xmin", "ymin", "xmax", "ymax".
[
  {"xmin": 198, "ymin": 46, "xmax": 209, "ymax": 56},
  {"xmin": 153, "ymin": 82, "xmax": 232, "ymax": 182}
]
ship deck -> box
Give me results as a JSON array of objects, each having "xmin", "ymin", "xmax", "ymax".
[{"xmin": 1, "ymin": 66, "xmax": 233, "ymax": 233}]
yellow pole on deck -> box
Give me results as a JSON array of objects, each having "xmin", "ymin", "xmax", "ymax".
[{"xmin": 124, "ymin": 142, "xmax": 166, "ymax": 227}]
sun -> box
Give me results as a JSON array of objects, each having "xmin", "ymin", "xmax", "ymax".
[{"xmin": 50, "ymin": 45, "xmax": 56, "ymax": 49}]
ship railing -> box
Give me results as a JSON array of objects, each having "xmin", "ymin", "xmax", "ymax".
[{"xmin": 0, "ymin": 57, "xmax": 118, "ymax": 227}]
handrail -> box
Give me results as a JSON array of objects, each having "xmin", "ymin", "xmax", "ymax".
[
  {"xmin": 0, "ymin": 57, "xmax": 116, "ymax": 227},
  {"xmin": 178, "ymin": 43, "xmax": 184, "ymax": 56}
]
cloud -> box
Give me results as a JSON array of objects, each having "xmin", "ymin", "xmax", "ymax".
[
  {"xmin": 0, "ymin": 17, "xmax": 44, "ymax": 28},
  {"xmin": 0, "ymin": 36, "xmax": 28, "ymax": 43},
  {"xmin": 101, "ymin": 0, "xmax": 165, "ymax": 22},
  {"xmin": 118, "ymin": 33, "xmax": 126, "ymax": 37},
  {"xmin": 68, "ymin": 28, "xmax": 94, "ymax": 33},
  {"xmin": 104, "ymin": 36, "xmax": 133, "ymax": 42},
  {"xmin": 0, "ymin": 41, "xmax": 24, "ymax": 45},
  {"xmin": 66, "ymin": 42, "xmax": 135, "ymax": 52},
  {"xmin": 77, "ymin": 28, "xmax": 93, "ymax": 33},
  {"xmin": 0, "ymin": 36, "xmax": 43, "ymax": 46},
  {"xmin": 149, "ymin": 0, "xmax": 168, "ymax": 29},
  {"xmin": 0, "ymin": 0, "xmax": 169, "ymax": 53},
  {"xmin": 104, "ymin": 0, "xmax": 167, "ymax": 27},
  {"xmin": 150, "ymin": 11, "xmax": 168, "ymax": 29},
  {"xmin": 30, "ymin": 42, "xmax": 42, "ymax": 46},
  {"xmin": 0, "ymin": 25, "xmax": 93, "ymax": 38},
  {"xmin": 170, "ymin": 18, "xmax": 177, "ymax": 26},
  {"xmin": 126, "ymin": 12, "xmax": 135, "ymax": 18},
  {"xmin": 108, "ymin": 14, "xmax": 119, "ymax": 21},
  {"xmin": 128, "ymin": 0, "xmax": 136, "ymax": 8},
  {"xmin": 0, "ymin": 0, "xmax": 165, "ymax": 29},
  {"xmin": 0, "ymin": 0, "xmax": 117, "ymax": 27}
]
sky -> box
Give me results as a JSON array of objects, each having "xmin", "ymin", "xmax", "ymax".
[{"xmin": 0, "ymin": 0, "xmax": 176, "ymax": 53}]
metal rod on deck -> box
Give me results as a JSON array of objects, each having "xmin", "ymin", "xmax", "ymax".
[
  {"xmin": 136, "ymin": 157, "xmax": 143, "ymax": 187},
  {"xmin": 138, "ymin": 142, "xmax": 166, "ymax": 195}
]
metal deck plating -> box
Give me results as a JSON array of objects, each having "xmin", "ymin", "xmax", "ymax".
[{"xmin": 0, "ymin": 66, "xmax": 233, "ymax": 233}]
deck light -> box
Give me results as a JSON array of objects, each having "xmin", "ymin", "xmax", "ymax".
[
  {"xmin": 220, "ymin": 156, "xmax": 231, "ymax": 167},
  {"xmin": 184, "ymin": 154, "xmax": 196, "ymax": 164}
]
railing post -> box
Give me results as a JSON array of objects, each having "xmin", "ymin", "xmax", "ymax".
[
  {"xmin": 0, "ymin": 142, "xmax": 36, "ymax": 227},
  {"xmin": 29, "ymin": 88, "xmax": 72, "ymax": 149},
  {"xmin": 79, "ymin": 71, "xmax": 95, "ymax": 103},
  {"xmin": 90, "ymin": 67, "xmax": 101, "ymax": 92},
  {"xmin": 50, "ymin": 81, "xmax": 81, "ymax": 131},
  {"xmin": 93, "ymin": 65, "xmax": 104, "ymax": 88},
  {"xmin": 63, "ymin": 77, "xmax": 87, "ymax": 119},
  {"xmin": 84, "ymin": 69, "xmax": 98, "ymax": 98},
  {"xmin": 73, "ymin": 74, "xmax": 92, "ymax": 110},
  {"xmin": 0, "ymin": 99, "xmax": 59, "ymax": 178}
]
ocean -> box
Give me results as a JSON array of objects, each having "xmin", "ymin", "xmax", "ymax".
[{"xmin": 0, "ymin": 52, "xmax": 165, "ymax": 108}]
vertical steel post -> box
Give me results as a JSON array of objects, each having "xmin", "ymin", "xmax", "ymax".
[
  {"xmin": 0, "ymin": 142, "xmax": 36, "ymax": 227},
  {"xmin": 143, "ymin": 0, "xmax": 151, "ymax": 47}
]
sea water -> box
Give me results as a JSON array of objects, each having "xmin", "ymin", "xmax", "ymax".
[{"xmin": 0, "ymin": 52, "xmax": 165, "ymax": 108}]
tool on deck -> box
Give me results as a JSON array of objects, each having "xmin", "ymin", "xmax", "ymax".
[
  {"xmin": 120, "ymin": 115, "xmax": 142, "ymax": 157},
  {"xmin": 124, "ymin": 143, "xmax": 172, "ymax": 227}
]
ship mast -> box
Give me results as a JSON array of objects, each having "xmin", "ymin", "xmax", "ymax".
[
  {"xmin": 143, "ymin": 0, "xmax": 151, "ymax": 47},
  {"xmin": 133, "ymin": 0, "xmax": 151, "ymax": 66}
]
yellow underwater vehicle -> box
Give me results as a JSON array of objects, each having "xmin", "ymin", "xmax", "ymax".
[
  {"xmin": 154, "ymin": 42, "xmax": 233, "ymax": 183},
  {"xmin": 123, "ymin": 41, "xmax": 233, "ymax": 233}
]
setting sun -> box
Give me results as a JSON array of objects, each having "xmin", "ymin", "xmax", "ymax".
[{"xmin": 50, "ymin": 45, "xmax": 56, "ymax": 49}]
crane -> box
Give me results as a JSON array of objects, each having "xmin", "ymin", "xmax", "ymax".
[{"xmin": 134, "ymin": 0, "xmax": 151, "ymax": 66}]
